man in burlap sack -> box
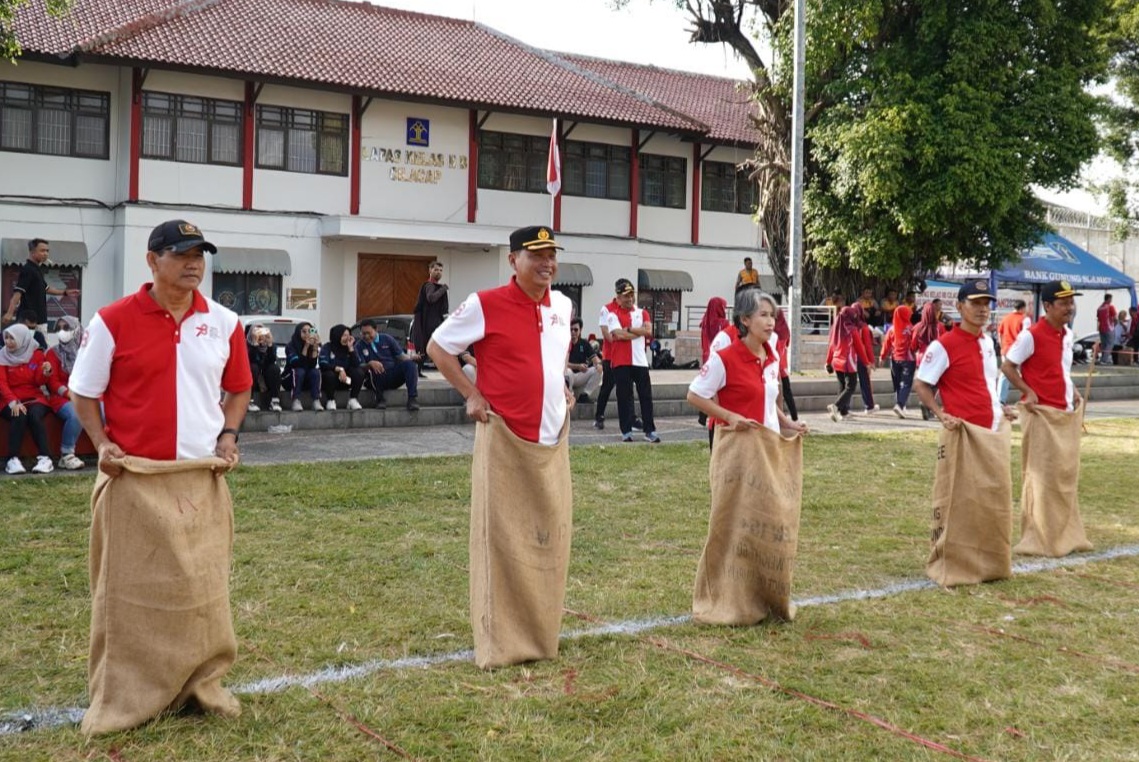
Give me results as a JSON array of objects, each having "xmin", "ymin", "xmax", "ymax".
[
  {"xmin": 69, "ymin": 219, "xmax": 252, "ymax": 735},
  {"xmin": 914, "ymin": 280, "xmax": 1017, "ymax": 587},
  {"xmin": 427, "ymin": 225, "xmax": 574, "ymax": 670},
  {"xmin": 686, "ymin": 289, "xmax": 808, "ymax": 625},
  {"xmin": 1001, "ymin": 280, "xmax": 1093, "ymax": 557}
]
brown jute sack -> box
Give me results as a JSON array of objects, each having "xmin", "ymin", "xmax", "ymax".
[
  {"xmin": 926, "ymin": 419, "xmax": 1013, "ymax": 587},
  {"xmin": 469, "ymin": 414, "xmax": 572, "ymax": 669},
  {"xmin": 1014, "ymin": 402, "xmax": 1093, "ymax": 557},
  {"xmin": 693, "ymin": 425, "xmax": 803, "ymax": 625},
  {"xmin": 82, "ymin": 456, "xmax": 240, "ymax": 736}
]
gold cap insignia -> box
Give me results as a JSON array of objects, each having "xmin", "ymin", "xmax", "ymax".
[
  {"xmin": 179, "ymin": 223, "xmax": 201, "ymax": 236},
  {"xmin": 537, "ymin": 228, "xmax": 550, "ymax": 240}
]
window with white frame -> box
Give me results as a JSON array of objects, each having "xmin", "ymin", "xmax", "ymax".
[
  {"xmin": 255, "ymin": 105, "xmax": 347, "ymax": 176},
  {"xmin": 142, "ymin": 92, "xmax": 243, "ymax": 166},
  {"xmin": 0, "ymin": 81, "xmax": 110, "ymax": 159},
  {"xmin": 639, "ymin": 153, "xmax": 686, "ymax": 209}
]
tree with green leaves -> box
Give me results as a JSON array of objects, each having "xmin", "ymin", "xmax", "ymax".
[
  {"xmin": 1099, "ymin": 0, "xmax": 1138, "ymax": 226},
  {"xmin": 620, "ymin": 0, "xmax": 1112, "ymax": 300},
  {"xmin": 1, "ymin": 0, "xmax": 70, "ymax": 61}
]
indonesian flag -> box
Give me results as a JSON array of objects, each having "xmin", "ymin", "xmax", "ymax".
[{"xmin": 546, "ymin": 119, "xmax": 561, "ymax": 196}]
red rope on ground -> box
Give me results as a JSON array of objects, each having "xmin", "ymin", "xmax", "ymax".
[
  {"xmin": 969, "ymin": 625, "xmax": 1139, "ymax": 675},
  {"xmin": 564, "ymin": 607, "xmax": 990, "ymax": 761},
  {"xmin": 1072, "ymin": 572, "xmax": 1139, "ymax": 591},
  {"xmin": 246, "ymin": 643, "xmax": 417, "ymax": 759}
]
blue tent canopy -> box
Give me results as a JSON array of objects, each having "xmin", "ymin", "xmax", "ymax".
[{"xmin": 994, "ymin": 233, "xmax": 1137, "ymax": 307}]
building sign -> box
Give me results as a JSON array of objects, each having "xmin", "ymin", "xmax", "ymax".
[
  {"xmin": 406, "ymin": 117, "xmax": 430, "ymax": 146},
  {"xmin": 361, "ymin": 145, "xmax": 469, "ymax": 185}
]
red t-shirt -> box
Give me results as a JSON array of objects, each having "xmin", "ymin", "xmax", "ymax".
[
  {"xmin": 914, "ymin": 325, "xmax": 1002, "ymax": 430},
  {"xmin": 688, "ymin": 336, "xmax": 781, "ymax": 432},
  {"xmin": 1005, "ymin": 320, "xmax": 1074, "ymax": 410}
]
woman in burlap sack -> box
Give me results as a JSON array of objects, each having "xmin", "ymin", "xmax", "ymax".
[
  {"xmin": 914, "ymin": 280, "xmax": 1018, "ymax": 587},
  {"xmin": 427, "ymin": 225, "xmax": 575, "ymax": 670},
  {"xmin": 687, "ymin": 289, "xmax": 808, "ymax": 625},
  {"xmin": 69, "ymin": 219, "xmax": 252, "ymax": 735}
]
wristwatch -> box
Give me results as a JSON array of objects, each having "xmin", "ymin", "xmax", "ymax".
[{"xmin": 218, "ymin": 427, "xmax": 240, "ymax": 443}]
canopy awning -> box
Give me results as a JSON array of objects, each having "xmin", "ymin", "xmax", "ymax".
[
  {"xmin": 212, "ymin": 247, "xmax": 292, "ymax": 276},
  {"xmin": 638, "ymin": 268, "xmax": 694, "ymax": 292},
  {"xmin": 553, "ymin": 262, "xmax": 593, "ymax": 287},
  {"xmin": 1, "ymin": 238, "xmax": 88, "ymax": 267}
]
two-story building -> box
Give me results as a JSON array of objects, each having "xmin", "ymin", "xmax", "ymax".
[{"xmin": 3, "ymin": 0, "xmax": 772, "ymax": 344}]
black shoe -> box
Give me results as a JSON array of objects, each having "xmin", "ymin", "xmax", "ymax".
[
  {"xmin": 577, "ymin": 393, "xmax": 591, "ymax": 403},
  {"xmin": 631, "ymin": 418, "xmax": 644, "ymax": 432},
  {"xmin": 406, "ymin": 398, "xmax": 420, "ymax": 412},
  {"xmin": 593, "ymin": 418, "xmax": 604, "ymax": 430},
  {"xmin": 375, "ymin": 394, "xmax": 387, "ymax": 410}
]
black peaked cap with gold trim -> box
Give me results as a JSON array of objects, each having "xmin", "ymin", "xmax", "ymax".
[{"xmin": 509, "ymin": 226, "xmax": 563, "ymax": 252}]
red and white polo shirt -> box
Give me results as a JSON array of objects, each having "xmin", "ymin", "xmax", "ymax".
[
  {"xmin": 915, "ymin": 325, "xmax": 1002, "ymax": 430},
  {"xmin": 431, "ymin": 277, "xmax": 572, "ymax": 445},
  {"xmin": 708, "ymin": 325, "xmax": 740, "ymax": 355},
  {"xmin": 689, "ymin": 336, "xmax": 781, "ymax": 432},
  {"xmin": 69, "ymin": 284, "xmax": 252, "ymax": 460},
  {"xmin": 1004, "ymin": 320, "xmax": 1075, "ymax": 411},
  {"xmin": 602, "ymin": 304, "xmax": 650, "ymax": 368}
]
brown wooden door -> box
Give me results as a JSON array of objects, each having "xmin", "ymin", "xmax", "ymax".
[{"xmin": 355, "ymin": 254, "xmax": 434, "ymax": 319}]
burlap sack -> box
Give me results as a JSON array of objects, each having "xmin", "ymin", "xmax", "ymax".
[
  {"xmin": 693, "ymin": 425, "xmax": 803, "ymax": 625},
  {"xmin": 926, "ymin": 419, "xmax": 1013, "ymax": 587},
  {"xmin": 469, "ymin": 414, "xmax": 572, "ymax": 669},
  {"xmin": 83, "ymin": 456, "xmax": 240, "ymax": 736},
  {"xmin": 1014, "ymin": 402, "xmax": 1093, "ymax": 557}
]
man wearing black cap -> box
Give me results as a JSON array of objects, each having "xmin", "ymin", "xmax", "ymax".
[
  {"xmin": 2, "ymin": 237, "xmax": 81, "ymax": 328},
  {"xmin": 604, "ymin": 277, "xmax": 659, "ymax": 443},
  {"xmin": 914, "ymin": 279, "xmax": 1016, "ymax": 586},
  {"xmin": 427, "ymin": 225, "xmax": 575, "ymax": 669},
  {"xmin": 1000, "ymin": 280, "xmax": 1092, "ymax": 557},
  {"xmin": 68, "ymin": 219, "xmax": 252, "ymax": 734}
]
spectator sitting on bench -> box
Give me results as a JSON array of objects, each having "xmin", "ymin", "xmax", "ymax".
[
  {"xmin": 354, "ymin": 318, "xmax": 420, "ymax": 411},
  {"xmin": 0, "ymin": 324, "xmax": 55, "ymax": 474},
  {"xmin": 246, "ymin": 324, "xmax": 282, "ymax": 412},
  {"xmin": 17, "ymin": 310, "xmax": 48, "ymax": 351},
  {"xmin": 286, "ymin": 322, "xmax": 323, "ymax": 411},
  {"xmin": 43, "ymin": 315, "xmax": 86, "ymax": 469},
  {"xmin": 319, "ymin": 324, "xmax": 365, "ymax": 410}
]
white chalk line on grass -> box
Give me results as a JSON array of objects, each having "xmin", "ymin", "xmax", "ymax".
[{"xmin": 4, "ymin": 543, "xmax": 1138, "ymax": 737}]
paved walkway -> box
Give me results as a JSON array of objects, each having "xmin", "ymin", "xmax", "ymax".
[{"xmin": 238, "ymin": 398, "xmax": 1139, "ymax": 466}]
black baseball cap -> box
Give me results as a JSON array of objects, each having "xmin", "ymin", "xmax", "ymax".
[
  {"xmin": 148, "ymin": 219, "xmax": 217, "ymax": 254},
  {"xmin": 957, "ymin": 279, "xmax": 995, "ymax": 302},
  {"xmin": 1041, "ymin": 280, "xmax": 1082, "ymax": 302},
  {"xmin": 615, "ymin": 278, "xmax": 635, "ymax": 295},
  {"xmin": 508, "ymin": 225, "xmax": 563, "ymax": 252}
]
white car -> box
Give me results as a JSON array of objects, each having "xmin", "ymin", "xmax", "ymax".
[{"xmin": 239, "ymin": 315, "xmax": 311, "ymax": 368}]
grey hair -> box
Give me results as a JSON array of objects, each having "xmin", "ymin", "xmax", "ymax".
[{"xmin": 734, "ymin": 288, "xmax": 779, "ymax": 327}]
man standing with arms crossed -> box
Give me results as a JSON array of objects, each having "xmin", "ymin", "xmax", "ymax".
[
  {"xmin": 914, "ymin": 280, "xmax": 1017, "ymax": 586},
  {"xmin": 1000, "ymin": 280, "xmax": 1093, "ymax": 557},
  {"xmin": 606, "ymin": 278, "xmax": 659, "ymax": 443},
  {"xmin": 427, "ymin": 225, "xmax": 574, "ymax": 669},
  {"xmin": 69, "ymin": 219, "xmax": 252, "ymax": 734}
]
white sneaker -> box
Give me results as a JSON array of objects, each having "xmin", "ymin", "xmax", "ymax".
[
  {"xmin": 863, "ymin": 404, "xmax": 879, "ymax": 415},
  {"xmin": 269, "ymin": 399, "xmax": 282, "ymax": 412},
  {"xmin": 5, "ymin": 457, "xmax": 25, "ymax": 475},
  {"xmin": 58, "ymin": 453, "xmax": 85, "ymax": 470},
  {"xmin": 347, "ymin": 398, "xmax": 362, "ymax": 410},
  {"xmin": 893, "ymin": 404, "xmax": 906, "ymax": 419},
  {"xmin": 291, "ymin": 398, "xmax": 304, "ymax": 412},
  {"xmin": 32, "ymin": 456, "xmax": 54, "ymax": 474},
  {"xmin": 827, "ymin": 404, "xmax": 841, "ymax": 423},
  {"xmin": 248, "ymin": 402, "xmax": 261, "ymax": 412},
  {"xmin": 312, "ymin": 399, "xmax": 324, "ymax": 411},
  {"xmin": 326, "ymin": 398, "xmax": 337, "ymax": 411}
]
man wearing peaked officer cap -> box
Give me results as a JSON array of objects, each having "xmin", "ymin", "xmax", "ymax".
[
  {"xmin": 1000, "ymin": 280, "xmax": 1093, "ymax": 558},
  {"xmin": 914, "ymin": 278, "xmax": 1017, "ymax": 586},
  {"xmin": 68, "ymin": 218, "xmax": 252, "ymax": 734},
  {"xmin": 428, "ymin": 225, "xmax": 575, "ymax": 669}
]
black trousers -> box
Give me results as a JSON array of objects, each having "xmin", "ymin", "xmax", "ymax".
[
  {"xmin": 780, "ymin": 375, "xmax": 798, "ymax": 421},
  {"xmin": 614, "ymin": 365, "xmax": 655, "ymax": 435},
  {"xmin": 321, "ymin": 366, "xmax": 365, "ymax": 400},
  {"xmin": 833, "ymin": 371, "xmax": 859, "ymax": 416},
  {"xmin": 2, "ymin": 402, "xmax": 50, "ymax": 458},
  {"xmin": 594, "ymin": 359, "xmax": 615, "ymax": 420},
  {"xmin": 252, "ymin": 363, "xmax": 281, "ymax": 407}
]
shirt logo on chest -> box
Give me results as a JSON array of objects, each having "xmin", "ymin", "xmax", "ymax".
[{"xmin": 194, "ymin": 323, "xmax": 222, "ymax": 340}]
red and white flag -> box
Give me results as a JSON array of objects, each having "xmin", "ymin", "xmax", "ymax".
[{"xmin": 546, "ymin": 119, "xmax": 561, "ymax": 196}]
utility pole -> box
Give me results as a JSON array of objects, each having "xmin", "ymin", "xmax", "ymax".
[{"xmin": 788, "ymin": 0, "xmax": 806, "ymax": 372}]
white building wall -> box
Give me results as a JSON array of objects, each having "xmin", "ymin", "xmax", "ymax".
[
  {"xmin": 636, "ymin": 133, "xmax": 691, "ymax": 244},
  {"xmin": 140, "ymin": 161, "xmax": 244, "ymax": 208},
  {"xmin": 699, "ymin": 145, "xmax": 762, "ymax": 248},
  {"xmin": 0, "ymin": 60, "xmax": 123, "ymax": 204}
]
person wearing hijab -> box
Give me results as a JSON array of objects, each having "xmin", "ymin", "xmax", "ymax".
[
  {"xmin": 0, "ymin": 323, "xmax": 55, "ymax": 474},
  {"xmin": 773, "ymin": 307, "xmax": 797, "ymax": 420},
  {"xmin": 887, "ymin": 305, "xmax": 917, "ymax": 417},
  {"xmin": 246, "ymin": 324, "xmax": 283, "ymax": 412},
  {"xmin": 700, "ymin": 297, "xmax": 729, "ymax": 365},
  {"xmin": 318, "ymin": 324, "xmax": 365, "ymax": 410},
  {"xmin": 911, "ymin": 299, "xmax": 947, "ymax": 419},
  {"xmin": 43, "ymin": 315, "xmax": 86, "ymax": 469},
  {"xmin": 824, "ymin": 304, "xmax": 873, "ymax": 422},
  {"xmin": 285, "ymin": 321, "xmax": 323, "ymax": 411}
]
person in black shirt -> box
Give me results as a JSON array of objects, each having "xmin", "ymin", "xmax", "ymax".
[
  {"xmin": 3, "ymin": 238, "xmax": 80, "ymax": 328},
  {"xmin": 565, "ymin": 317, "xmax": 602, "ymax": 402}
]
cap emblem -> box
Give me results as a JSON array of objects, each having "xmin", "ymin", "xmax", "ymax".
[
  {"xmin": 537, "ymin": 228, "xmax": 550, "ymax": 240},
  {"xmin": 179, "ymin": 223, "xmax": 201, "ymax": 236}
]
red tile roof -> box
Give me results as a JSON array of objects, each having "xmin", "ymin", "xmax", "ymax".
[{"xmin": 12, "ymin": 0, "xmax": 754, "ymax": 144}]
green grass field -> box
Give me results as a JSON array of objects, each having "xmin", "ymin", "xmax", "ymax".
[{"xmin": 2, "ymin": 419, "xmax": 1138, "ymax": 761}]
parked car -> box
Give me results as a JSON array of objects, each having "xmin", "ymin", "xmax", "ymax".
[
  {"xmin": 350, "ymin": 314, "xmax": 436, "ymax": 366},
  {"xmin": 239, "ymin": 315, "xmax": 311, "ymax": 367},
  {"xmin": 1073, "ymin": 332, "xmax": 1099, "ymax": 365}
]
